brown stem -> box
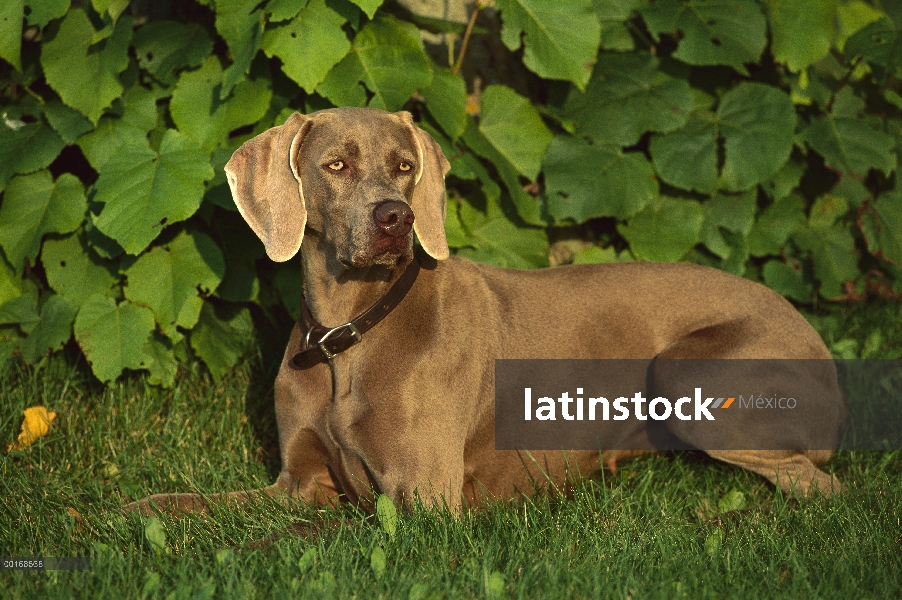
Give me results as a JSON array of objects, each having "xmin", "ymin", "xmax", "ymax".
[
  {"xmin": 23, "ymin": 85, "xmax": 46, "ymax": 105},
  {"xmin": 452, "ymin": 2, "xmax": 484, "ymax": 75}
]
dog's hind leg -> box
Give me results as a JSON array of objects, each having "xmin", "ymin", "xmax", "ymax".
[{"xmin": 705, "ymin": 449, "xmax": 842, "ymax": 497}]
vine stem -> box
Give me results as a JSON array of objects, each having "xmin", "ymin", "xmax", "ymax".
[{"xmin": 452, "ymin": 1, "xmax": 486, "ymax": 75}]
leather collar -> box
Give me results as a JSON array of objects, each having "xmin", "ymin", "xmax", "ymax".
[{"xmin": 290, "ymin": 247, "xmax": 431, "ymax": 370}]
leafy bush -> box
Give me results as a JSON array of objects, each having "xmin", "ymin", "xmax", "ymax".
[{"xmin": 0, "ymin": 0, "xmax": 900, "ymax": 385}]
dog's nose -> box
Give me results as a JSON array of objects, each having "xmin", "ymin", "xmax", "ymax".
[{"xmin": 373, "ymin": 201, "xmax": 414, "ymax": 237}]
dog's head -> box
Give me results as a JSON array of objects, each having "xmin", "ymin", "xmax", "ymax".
[{"xmin": 224, "ymin": 107, "xmax": 451, "ymax": 267}]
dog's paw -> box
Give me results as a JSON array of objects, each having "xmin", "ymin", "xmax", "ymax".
[{"xmin": 807, "ymin": 473, "xmax": 845, "ymax": 498}]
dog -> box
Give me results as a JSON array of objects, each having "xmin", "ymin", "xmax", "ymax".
[{"xmin": 126, "ymin": 107, "xmax": 847, "ymax": 516}]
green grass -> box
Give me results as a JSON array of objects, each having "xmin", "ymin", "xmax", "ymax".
[{"xmin": 1, "ymin": 302, "xmax": 901, "ymax": 598}]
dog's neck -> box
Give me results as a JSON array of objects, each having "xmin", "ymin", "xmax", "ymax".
[{"xmin": 300, "ymin": 232, "xmax": 410, "ymax": 327}]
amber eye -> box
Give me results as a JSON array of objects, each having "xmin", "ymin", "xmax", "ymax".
[
  {"xmin": 327, "ymin": 160, "xmax": 344, "ymax": 171},
  {"xmin": 399, "ymin": 162, "xmax": 412, "ymax": 172}
]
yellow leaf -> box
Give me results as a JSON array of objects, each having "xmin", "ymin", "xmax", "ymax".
[{"xmin": 8, "ymin": 406, "xmax": 57, "ymax": 451}]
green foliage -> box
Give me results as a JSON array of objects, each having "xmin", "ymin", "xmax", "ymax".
[
  {"xmin": 1, "ymin": 0, "xmax": 901, "ymax": 385},
  {"xmin": 495, "ymin": 0, "xmax": 601, "ymax": 90},
  {"xmin": 93, "ymin": 129, "xmax": 214, "ymax": 254},
  {"xmin": 73, "ymin": 295, "xmax": 155, "ymax": 383},
  {"xmin": 641, "ymin": 0, "xmax": 768, "ymax": 75},
  {"xmin": 40, "ymin": 9, "xmax": 132, "ymax": 124},
  {"xmin": 0, "ymin": 171, "xmax": 85, "ymax": 271}
]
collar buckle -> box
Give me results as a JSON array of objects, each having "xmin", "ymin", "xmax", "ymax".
[{"xmin": 315, "ymin": 323, "xmax": 362, "ymax": 361}]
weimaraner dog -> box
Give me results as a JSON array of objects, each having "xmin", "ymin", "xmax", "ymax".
[{"xmin": 127, "ymin": 107, "xmax": 847, "ymax": 516}]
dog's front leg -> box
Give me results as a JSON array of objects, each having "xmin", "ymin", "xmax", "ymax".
[
  {"xmin": 123, "ymin": 434, "xmax": 339, "ymax": 517},
  {"xmin": 350, "ymin": 427, "xmax": 466, "ymax": 513}
]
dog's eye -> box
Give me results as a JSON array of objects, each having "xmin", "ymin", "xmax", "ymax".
[
  {"xmin": 399, "ymin": 162, "xmax": 412, "ymax": 172},
  {"xmin": 327, "ymin": 161, "xmax": 344, "ymax": 171}
]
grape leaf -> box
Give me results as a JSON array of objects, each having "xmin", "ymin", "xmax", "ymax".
[
  {"xmin": 860, "ymin": 190, "xmax": 902, "ymax": 265},
  {"xmin": 0, "ymin": 325, "xmax": 25, "ymax": 364},
  {"xmin": 618, "ymin": 196, "xmax": 704, "ymax": 261},
  {"xmin": 444, "ymin": 197, "xmax": 471, "ymax": 250},
  {"xmin": 22, "ymin": 295, "xmax": 78, "ymax": 363},
  {"xmin": 748, "ymin": 194, "xmax": 806, "ymax": 257},
  {"xmin": 266, "ymin": 0, "xmax": 308, "ymax": 22},
  {"xmin": 76, "ymin": 87, "xmax": 158, "ymax": 171},
  {"xmin": 214, "ymin": 216, "xmax": 264, "ymax": 303},
  {"xmin": 836, "ymin": 1, "xmax": 884, "ymax": 51},
  {"xmin": 93, "ymin": 130, "xmax": 214, "ymax": 255},
  {"xmin": 640, "ymin": 0, "xmax": 766, "ymax": 75},
  {"xmin": 455, "ymin": 194, "xmax": 549, "ymax": 268},
  {"xmin": 766, "ymin": 0, "xmax": 836, "ymax": 72},
  {"xmin": 124, "ymin": 230, "xmax": 225, "ymax": 340},
  {"xmin": 92, "ymin": 0, "xmax": 130, "ymax": 22},
  {"xmin": 763, "ymin": 156, "xmax": 805, "ymax": 201},
  {"xmin": 794, "ymin": 224, "xmax": 859, "ymax": 298},
  {"xmin": 650, "ymin": 83, "xmax": 796, "ymax": 193},
  {"xmin": 132, "ymin": 21, "xmax": 214, "ymax": 85},
  {"xmin": 0, "ymin": 257, "xmax": 20, "ymax": 306},
  {"xmin": 0, "ymin": 0, "xmax": 23, "ymax": 71},
  {"xmin": 717, "ymin": 82, "xmax": 796, "ymax": 191},
  {"xmin": 572, "ymin": 246, "xmax": 621, "ymax": 264},
  {"xmin": 0, "ymin": 295, "xmax": 39, "ymax": 332},
  {"xmin": 42, "ymin": 102, "xmax": 94, "ymax": 145},
  {"xmin": 479, "ymin": 85, "xmax": 552, "ymax": 181},
  {"xmin": 495, "ymin": 0, "xmax": 601, "ymax": 90},
  {"xmin": 762, "ymin": 260, "xmax": 812, "ymax": 302},
  {"xmin": 422, "ymin": 68, "xmax": 468, "ymax": 141},
  {"xmin": 456, "ymin": 218, "xmax": 549, "ymax": 269},
  {"xmin": 793, "ymin": 196, "xmax": 859, "ymax": 298},
  {"xmin": 170, "ymin": 56, "xmax": 273, "ymax": 152},
  {"xmin": 322, "ymin": 16, "xmax": 432, "ymax": 112},
  {"xmin": 562, "ymin": 51, "xmax": 692, "ymax": 146},
  {"xmin": 649, "ymin": 113, "xmax": 718, "ymax": 193},
  {"xmin": 25, "ymin": 0, "xmax": 68, "ymax": 28},
  {"xmin": 699, "ymin": 190, "xmax": 756, "ymax": 259},
  {"xmin": 809, "ymin": 194, "xmax": 849, "ymax": 230},
  {"xmin": 831, "ymin": 176, "xmax": 871, "ymax": 208},
  {"xmin": 215, "ymin": 0, "xmax": 264, "ymax": 98},
  {"xmin": 190, "ymin": 302, "xmax": 254, "ymax": 381},
  {"xmin": 261, "ymin": 0, "xmax": 351, "ymax": 94},
  {"xmin": 0, "ymin": 121, "xmax": 65, "ymax": 191},
  {"xmin": 144, "ymin": 330, "xmax": 179, "ymax": 387},
  {"xmin": 349, "ymin": 0, "xmax": 384, "ymax": 19},
  {"xmin": 42, "ymin": 232, "xmax": 119, "ymax": 307},
  {"xmin": 594, "ymin": 0, "xmax": 645, "ymax": 51},
  {"xmin": 0, "ymin": 171, "xmax": 86, "ymax": 273},
  {"xmin": 845, "ymin": 17, "xmax": 902, "ymax": 76},
  {"xmin": 316, "ymin": 51, "xmax": 368, "ymax": 107},
  {"xmin": 74, "ymin": 295, "xmax": 155, "ymax": 383},
  {"xmin": 544, "ymin": 135, "xmax": 657, "ymax": 222},
  {"xmin": 40, "ymin": 9, "xmax": 132, "ymax": 123},
  {"xmin": 461, "ymin": 117, "xmax": 544, "ymax": 226},
  {"xmin": 798, "ymin": 100, "xmax": 896, "ymax": 177}
]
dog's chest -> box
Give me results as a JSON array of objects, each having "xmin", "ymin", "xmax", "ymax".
[{"xmin": 323, "ymin": 357, "xmax": 371, "ymax": 441}]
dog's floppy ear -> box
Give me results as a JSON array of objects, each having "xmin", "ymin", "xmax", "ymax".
[
  {"xmin": 225, "ymin": 112, "xmax": 313, "ymax": 262},
  {"xmin": 400, "ymin": 114, "xmax": 451, "ymax": 260}
]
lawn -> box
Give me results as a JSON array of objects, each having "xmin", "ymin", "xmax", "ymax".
[{"xmin": 1, "ymin": 301, "xmax": 901, "ymax": 599}]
